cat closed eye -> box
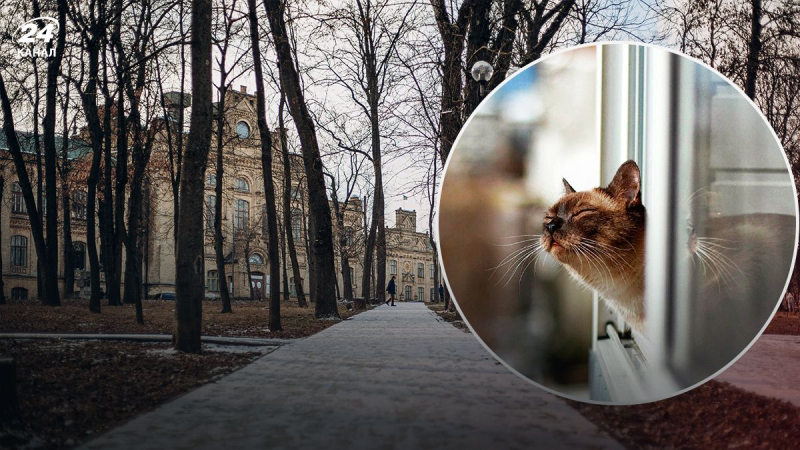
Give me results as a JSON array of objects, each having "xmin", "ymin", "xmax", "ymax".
[{"xmin": 572, "ymin": 209, "xmax": 597, "ymax": 218}]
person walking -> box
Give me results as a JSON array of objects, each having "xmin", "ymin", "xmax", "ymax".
[
  {"xmin": 386, "ymin": 276, "xmax": 396, "ymax": 306},
  {"xmin": 439, "ymin": 284, "xmax": 444, "ymax": 302}
]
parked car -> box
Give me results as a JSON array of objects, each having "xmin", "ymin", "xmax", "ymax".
[{"xmin": 152, "ymin": 292, "xmax": 175, "ymax": 300}]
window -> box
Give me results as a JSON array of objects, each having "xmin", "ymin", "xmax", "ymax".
[
  {"xmin": 11, "ymin": 182, "xmax": 25, "ymax": 213},
  {"xmin": 290, "ymin": 208, "xmax": 302, "ymax": 236},
  {"xmin": 205, "ymin": 195, "xmax": 216, "ymax": 229},
  {"xmin": 290, "ymin": 184, "xmax": 301, "ymax": 201},
  {"xmin": 343, "ymin": 227, "xmax": 353, "ymax": 247},
  {"xmin": 430, "ymin": 263, "xmax": 435, "ymax": 278},
  {"xmin": 206, "ymin": 174, "xmax": 216, "ymax": 186},
  {"xmin": 235, "ymin": 177, "xmax": 250, "ymax": 192},
  {"xmin": 249, "ymin": 253, "xmax": 263, "ymax": 265},
  {"xmin": 431, "ymin": 288, "xmax": 435, "ymax": 301},
  {"xmin": 389, "ymin": 260, "xmax": 397, "ymax": 275},
  {"xmin": 418, "ymin": 263, "xmax": 424, "ymax": 278},
  {"xmin": 11, "ymin": 287, "xmax": 28, "ymax": 300},
  {"xmin": 234, "ymin": 199, "xmax": 249, "ymax": 230},
  {"xmin": 207, "ymin": 270, "xmax": 219, "ymax": 291},
  {"xmin": 418, "ymin": 287, "xmax": 424, "ymax": 302},
  {"xmin": 10, "ymin": 235, "xmax": 27, "ymax": 267},
  {"xmin": 236, "ymin": 121, "xmax": 250, "ymax": 139},
  {"xmin": 404, "ymin": 285, "xmax": 412, "ymax": 301},
  {"xmin": 72, "ymin": 190, "xmax": 87, "ymax": 220},
  {"xmin": 72, "ymin": 242, "xmax": 86, "ymax": 271}
]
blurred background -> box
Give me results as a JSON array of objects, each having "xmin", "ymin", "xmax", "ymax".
[
  {"xmin": 439, "ymin": 46, "xmax": 598, "ymax": 398},
  {"xmin": 439, "ymin": 43, "xmax": 797, "ymax": 402}
]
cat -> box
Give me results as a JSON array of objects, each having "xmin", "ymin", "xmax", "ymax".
[
  {"xmin": 538, "ymin": 160, "xmax": 795, "ymax": 338},
  {"xmin": 539, "ymin": 160, "xmax": 647, "ymax": 330}
]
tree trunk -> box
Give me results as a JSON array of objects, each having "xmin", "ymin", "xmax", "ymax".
[
  {"xmin": 174, "ymin": 0, "xmax": 213, "ymax": 354},
  {"xmin": 278, "ymin": 93, "xmax": 307, "ymax": 307},
  {"xmin": 76, "ymin": 17, "xmax": 104, "ymax": 313},
  {"xmin": 41, "ymin": 0, "xmax": 67, "ymax": 306},
  {"xmin": 301, "ymin": 194, "xmax": 316, "ymax": 303},
  {"xmin": 264, "ymin": 0, "xmax": 339, "ymax": 319},
  {"xmin": 0, "ymin": 177, "xmax": 5, "ymax": 305},
  {"xmin": 0, "ymin": 77, "xmax": 54, "ymax": 307},
  {"xmin": 362, "ymin": 210, "xmax": 377, "ymax": 302},
  {"xmin": 245, "ymin": 246, "xmax": 254, "ymax": 300},
  {"xmin": 62, "ymin": 182, "xmax": 74, "ymax": 299},
  {"xmin": 101, "ymin": 81, "xmax": 120, "ymax": 306},
  {"xmin": 61, "ymin": 81, "xmax": 74, "ymax": 299},
  {"xmin": 744, "ymin": 0, "xmax": 761, "ymax": 100},
  {"xmin": 215, "ymin": 78, "xmax": 232, "ymax": 314},
  {"xmin": 280, "ymin": 221, "xmax": 290, "ymax": 303},
  {"xmin": 330, "ymin": 192, "xmax": 356, "ymax": 305},
  {"xmin": 248, "ymin": 0, "xmax": 281, "ymax": 329}
]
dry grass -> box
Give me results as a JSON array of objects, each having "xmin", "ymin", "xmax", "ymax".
[
  {"xmin": 425, "ymin": 302, "xmax": 470, "ymax": 332},
  {"xmin": 0, "ymin": 298, "xmax": 367, "ymax": 339},
  {"xmin": 0, "ymin": 339, "xmax": 263, "ymax": 450},
  {"xmin": 571, "ymin": 380, "xmax": 800, "ymax": 449},
  {"xmin": 764, "ymin": 311, "xmax": 800, "ymax": 335}
]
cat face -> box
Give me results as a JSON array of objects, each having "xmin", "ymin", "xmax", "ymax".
[{"xmin": 540, "ymin": 161, "xmax": 646, "ymax": 272}]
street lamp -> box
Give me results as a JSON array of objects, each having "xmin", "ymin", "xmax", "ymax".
[{"xmin": 471, "ymin": 60, "xmax": 493, "ymax": 96}]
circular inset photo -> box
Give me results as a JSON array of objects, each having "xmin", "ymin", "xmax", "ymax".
[{"xmin": 437, "ymin": 43, "xmax": 798, "ymax": 404}]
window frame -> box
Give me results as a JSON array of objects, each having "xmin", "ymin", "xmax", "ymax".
[{"xmin": 10, "ymin": 235, "xmax": 27, "ymax": 267}]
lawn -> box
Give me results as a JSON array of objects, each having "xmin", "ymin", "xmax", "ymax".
[
  {"xmin": 764, "ymin": 311, "xmax": 800, "ymax": 335},
  {"xmin": 0, "ymin": 298, "xmax": 366, "ymax": 339},
  {"xmin": 571, "ymin": 380, "xmax": 800, "ymax": 449},
  {"xmin": 0, "ymin": 339, "xmax": 264, "ymax": 450}
]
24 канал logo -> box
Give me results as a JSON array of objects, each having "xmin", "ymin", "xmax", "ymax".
[{"xmin": 14, "ymin": 17, "xmax": 58, "ymax": 58}]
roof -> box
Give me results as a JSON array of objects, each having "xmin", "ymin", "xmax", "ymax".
[{"xmin": 0, "ymin": 130, "xmax": 93, "ymax": 161}]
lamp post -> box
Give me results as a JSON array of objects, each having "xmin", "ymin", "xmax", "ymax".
[{"xmin": 470, "ymin": 60, "xmax": 494, "ymax": 97}]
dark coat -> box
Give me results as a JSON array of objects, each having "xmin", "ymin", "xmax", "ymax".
[{"xmin": 387, "ymin": 279, "xmax": 396, "ymax": 295}]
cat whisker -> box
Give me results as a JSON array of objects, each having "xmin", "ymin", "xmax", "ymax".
[
  {"xmin": 682, "ymin": 186, "xmax": 707, "ymax": 207},
  {"xmin": 492, "ymin": 243, "xmax": 546, "ymax": 287},
  {"xmin": 492, "ymin": 238, "xmax": 543, "ymax": 247}
]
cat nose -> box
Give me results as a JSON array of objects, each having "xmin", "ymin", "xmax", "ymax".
[{"xmin": 546, "ymin": 217, "xmax": 563, "ymax": 235}]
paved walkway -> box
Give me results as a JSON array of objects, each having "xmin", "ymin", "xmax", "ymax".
[
  {"xmin": 718, "ymin": 334, "xmax": 800, "ymax": 406},
  {"xmin": 82, "ymin": 303, "xmax": 621, "ymax": 450}
]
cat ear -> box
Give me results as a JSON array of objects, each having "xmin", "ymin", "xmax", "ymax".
[
  {"xmin": 607, "ymin": 160, "xmax": 641, "ymax": 206},
  {"xmin": 562, "ymin": 178, "xmax": 576, "ymax": 194}
]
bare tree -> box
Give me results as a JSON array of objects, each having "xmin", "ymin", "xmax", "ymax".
[
  {"xmin": 174, "ymin": 0, "xmax": 214, "ymax": 353},
  {"xmin": 278, "ymin": 96, "xmax": 308, "ymax": 307},
  {"xmin": 264, "ymin": 0, "xmax": 339, "ymax": 319},
  {"xmin": 248, "ymin": 0, "xmax": 282, "ymax": 330},
  {"xmin": 212, "ymin": 0, "xmax": 249, "ymax": 314}
]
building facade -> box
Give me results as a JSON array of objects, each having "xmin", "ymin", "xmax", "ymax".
[{"xmin": 0, "ymin": 86, "xmax": 438, "ymax": 302}]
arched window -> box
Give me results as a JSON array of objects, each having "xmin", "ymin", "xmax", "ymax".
[
  {"xmin": 234, "ymin": 199, "xmax": 249, "ymax": 230},
  {"xmin": 11, "ymin": 182, "xmax": 26, "ymax": 213},
  {"xmin": 389, "ymin": 260, "xmax": 397, "ymax": 275},
  {"xmin": 249, "ymin": 253, "xmax": 263, "ymax": 265},
  {"xmin": 417, "ymin": 263, "xmax": 425, "ymax": 278},
  {"xmin": 10, "ymin": 235, "xmax": 27, "ymax": 267},
  {"xmin": 10, "ymin": 287, "xmax": 28, "ymax": 300},
  {"xmin": 206, "ymin": 174, "xmax": 217, "ymax": 186},
  {"xmin": 235, "ymin": 177, "xmax": 250, "ymax": 192},
  {"xmin": 290, "ymin": 207, "xmax": 302, "ymax": 236},
  {"xmin": 205, "ymin": 195, "xmax": 216, "ymax": 230},
  {"xmin": 72, "ymin": 190, "xmax": 87, "ymax": 220},
  {"xmin": 418, "ymin": 287, "xmax": 424, "ymax": 302},
  {"xmin": 207, "ymin": 270, "xmax": 219, "ymax": 292},
  {"xmin": 236, "ymin": 121, "xmax": 250, "ymax": 139},
  {"xmin": 404, "ymin": 285, "xmax": 412, "ymax": 301},
  {"xmin": 72, "ymin": 242, "xmax": 87, "ymax": 271}
]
